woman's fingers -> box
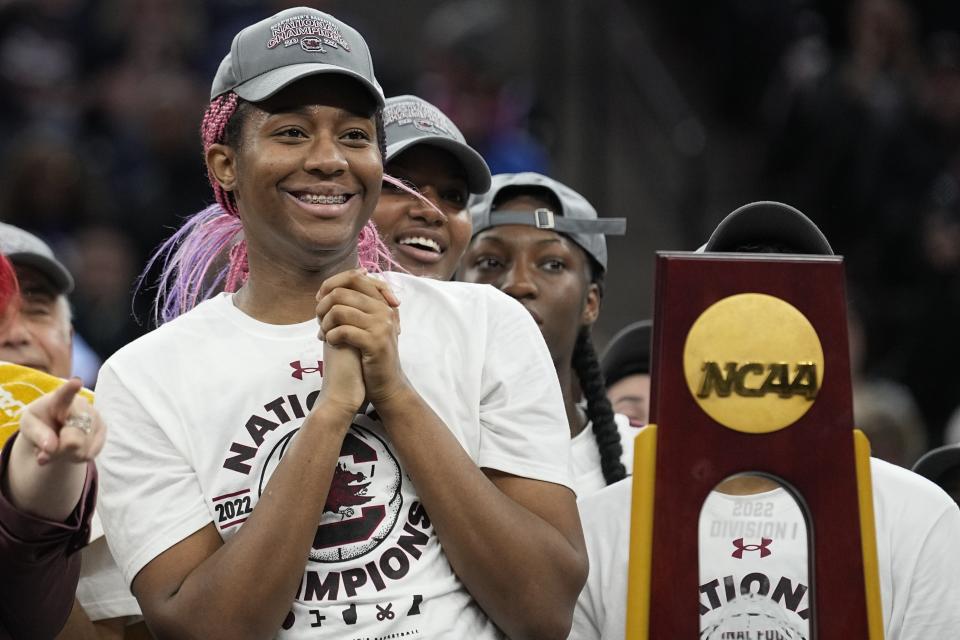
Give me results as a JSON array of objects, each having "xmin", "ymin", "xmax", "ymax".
[
  {"xmin": 316, "ymin": 269, "xmax": 400, "ymax": 307},
  {"xmin": 324, "ymin": 324, "xmax": 371, "ymax": 351},
  {"xmin": 316, "ymin": 287, "xmax": 384, "ymax": 322},
  {"xmin": 368, "ymin": 277, "xmax": 401, "ymax": 308},
  {"xmin": 319, "ymin": 304, "xmax": 373, "ymax": 337},
  {"xmin": 47, "ymin": 377, "xmax": 84, "ymax": 424},
  {"xmin": 316, "ymin": 279, "xmax": 401, "ymax": 341},
  {"xmin": 19, "ymin": 379, "xmax": 82, "ymax": 461},
  {"xmin": 18, "ymin": 409, "xmax": 60, "ymax": 465},
  {"xmin": 62, "ymin": 396, "xmax": 104, "ymax": 461},
  {"xmin": 20, "ymin": 383, "xmax": 105, "ymax": 464}
]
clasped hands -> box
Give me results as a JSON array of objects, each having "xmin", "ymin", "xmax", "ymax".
[{"xmin": 314, "ymin": 269, "xmax": 411, "ymax": 415}]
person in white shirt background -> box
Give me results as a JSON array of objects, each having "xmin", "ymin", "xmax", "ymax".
[{"xmin": 570, "ymin": 201, "xmax": 960, "ymax": 640}]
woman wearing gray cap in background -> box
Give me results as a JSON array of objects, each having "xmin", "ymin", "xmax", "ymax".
[
  {"xmin": 372, "ymin": 95, "xmax": 491, "ymax": 280},
  {"xmin": 460, "ymin": 172, "xmax": 634, "ymax": 497},
  {"xmin": 92, "ymin": 7, "xmax": 585, "ymax": 640}
]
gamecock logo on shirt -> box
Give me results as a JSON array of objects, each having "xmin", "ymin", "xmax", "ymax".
[{"xmin": 259, "ymin": 415, "xmax": 403, "ymax": 562}]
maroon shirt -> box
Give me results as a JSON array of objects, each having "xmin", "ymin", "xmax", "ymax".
[{"xmin": 0, "ymin": 433, "xmax": 96, "ymax": 639}]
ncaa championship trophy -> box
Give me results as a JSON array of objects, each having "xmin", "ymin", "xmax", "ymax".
[{"xmin": 625, "ymin": 252, "xmax": 884, "ymax": 639}]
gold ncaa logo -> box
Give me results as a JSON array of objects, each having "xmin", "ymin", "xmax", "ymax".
[{"xmin": 683, "ymin": 293, "xmax": 824, "ymax": 433}]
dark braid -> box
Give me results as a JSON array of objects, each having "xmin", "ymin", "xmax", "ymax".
[{"xmin": 573, "ymin": 326, "xmax": 627, "ymax": 485}]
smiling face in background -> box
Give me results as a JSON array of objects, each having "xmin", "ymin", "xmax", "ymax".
[
  {"xmin": 460, "ymin": 194, "xmax": 599, "ymax": 366},
  {"xmin": 209, "ymin": 75, "xmax": 383, "ymax": 274},
  {"xmin": 0, "ymin": 265, "xmax": 72, "ymax": 378},
  {"xmin": 374, "ymin": 145, "xmax": 471, "ymax": 280}
]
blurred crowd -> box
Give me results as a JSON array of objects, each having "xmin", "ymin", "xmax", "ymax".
[
  {"xmin": 0, "ymin": 0, "xmax": 552, "ymax": 363},
  {"xmin": 1, "ymin": 0, "xmax": 960, "ymax": 464}
]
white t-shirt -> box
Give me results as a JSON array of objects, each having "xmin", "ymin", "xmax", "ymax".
[
  {"xmin": 698, "ymin": 488, "xmax": 809, "ymax": 639},
  {"xmin": 95, "ymin": 273, "xmax": 573, "ymax": 640},
  {"xmin": 569, "ymin": 457, "xmax": 960, "ymax": 639},
  {"xmin": 570, "ymin": 413, "xmax": 637, "ymax": 497},
  {"xmin": 77, "ymin": 512, "xmax": 141, "ymax": 621}
]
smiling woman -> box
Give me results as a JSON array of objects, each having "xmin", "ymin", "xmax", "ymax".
[
  {"xmin": 93, "ymin": 7, "xmax": 586, "ymax": 640},
  {"xmin": 208, "ymin": 77, "xmax": 385, "ymax": 314},
  {"xmin": 373, "ymin": 95, "xmax": 491, "ymax": 280}
]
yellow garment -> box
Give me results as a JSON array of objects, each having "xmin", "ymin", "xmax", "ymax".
[{"xmin": 0, "ymin": 363, "xmax": 95, "ymax": 448}]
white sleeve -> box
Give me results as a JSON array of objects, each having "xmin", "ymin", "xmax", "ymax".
[
  {"xmin": 95, "ymin": 363, "xmax": 212, "ymax": 587},
  {"xmin": 77, "ymin": 537, "xmax": 142, "ymax": 620},
  {"xmin": 475, "ymin": 289, "xmax": 572, "ymax": 488},
  {"xmin": 616, "ymin": 414, "xmax": 637, "ymax": 476},
  {"xmin": 569, "ymin": 480, "xmax": 632, "ymax": 640},
  {"xmin": 888, "ymin": 502, "xmax": 960, "ymax": 639}
]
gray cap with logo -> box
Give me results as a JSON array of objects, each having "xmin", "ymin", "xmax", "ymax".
[
  {"xmin": 210, "ymin": 6, "xmax": 384, "ymax": 106},
  {"xmin": 468, "ymin": 172, "xmax": 626, "ymax": 271},
  {"xmin": 384, "ymin": 95, "xmax": 491, "ymax": 194},
  {"xmin": 0, "ymin": 222, "xmax": 73, "ymax": 294}
]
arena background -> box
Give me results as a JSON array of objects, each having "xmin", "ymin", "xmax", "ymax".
[{"xmin": 2, "ymin": 0, "xmax": 958, "ymax": 449}]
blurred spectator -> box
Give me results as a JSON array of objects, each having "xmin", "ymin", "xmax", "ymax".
[
  {"xmin": 854, "ymin": 382, "xmax": 928, "ymax": 467},
  {"xmin": 0, "ymin": 0, "xmax": 91, "ymax": 139},
  {"xmin": 849, "ymin": 295, "xmax": 928, "ymax": 466},
  {"xmin": 0, "ymin": 221, "xmax": 144, "ymax": 637},
  {"xmin": 0, "ymin": 132, "xmax": 113, "ymax": 239},
  {"xmin": 759, "ymin": 0, "xmax": 960, "ymax": 443},
  {"xmin": 944, "ymin": 405, "xmax": 960, "ymax": 445},
  {"xmin": 0, "ymin": 0, "xmax": 957, "ymax": 450},
  {"xmin": 65, "ymin": 226, "xmax": 145, "ymax": 363},
  {"xmin": 416, "ymin": 0, "xmax": 551, "ymax": 174},
  {"xmin": 892, "ymin": 171, "xmax": 960, "ymax": 440},
  {"xmin": 600, "ymin": 320, "xmax": 652, "ymax": 427},
  {"xmin": 762, "ymin": 0, "xmax": 924, "ymax": 267}
]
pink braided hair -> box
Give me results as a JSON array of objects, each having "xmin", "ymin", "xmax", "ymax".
[{"xmin": 201, "ymin": 92, "xmax": 241, "ymax": 218}]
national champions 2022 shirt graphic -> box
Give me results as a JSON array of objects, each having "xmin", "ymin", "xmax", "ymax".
[
  {"xmin": 96, "ymin": 280, "xmax": 571, "ymax": 640},
  {"xmin": 698, "ymin": 489, "xmax": 810, "ymax": 640},
  {"xmin": 213, "ymin": 381, "xmax": 438, "ymax": 639}
]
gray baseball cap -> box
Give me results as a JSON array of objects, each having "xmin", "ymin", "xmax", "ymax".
[
  {"xmin": 0, "ymin": 222, "xmax": 73, "ymax": 294},
  {"xmin": 384, "ymin": 95, "xmax": 491, "ymax": 194},
  {"xmin": 210, "ymin": 7, "xmax": 384, "ymax": 107},
  {"xmin": 468, "ymin": 172, "xmax": 626, "ymax": 270},
  {"xmin": 703, "ymin": 201, "xmax": 833, "ymax": 255}
]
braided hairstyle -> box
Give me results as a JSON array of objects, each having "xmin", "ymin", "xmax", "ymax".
[
  {"xmin": 572, "ymin": 266, "xmax": 626, "ymax": 486},
  {"xmin": 141, "ymin": 89, "xmax": 400, "ymax": 325},
  {"xmin": 487, "ymin": 184, "xmax": 626, "ymax": 485}
]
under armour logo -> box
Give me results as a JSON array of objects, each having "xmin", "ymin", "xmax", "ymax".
[
  {"xmin": 290, "ymin": 360, "xmax": 324, "ymax": 380},
  {"xmin": 731, "ymin": 537, "xmax": 773, "ymax": 559}
]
